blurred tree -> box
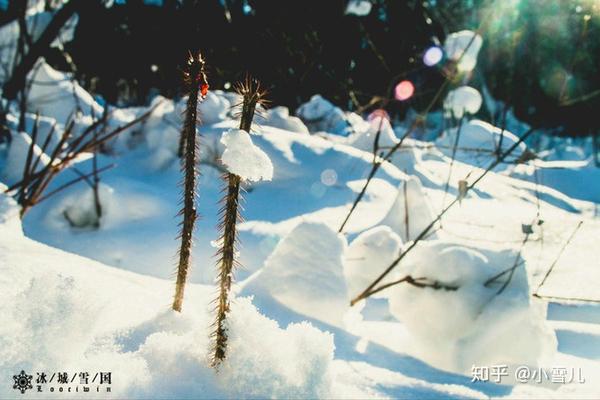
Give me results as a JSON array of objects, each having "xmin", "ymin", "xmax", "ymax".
[{"xmin": 0, "ymin": 0, "xmax": 598, "ymax": 137}]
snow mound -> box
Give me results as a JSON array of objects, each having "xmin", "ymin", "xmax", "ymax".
[
  {"xmin": 388, "ymin": 139, "xmax": 424, "ymax": 176},
  {"xmin": 379, "ymin": 177, "xmax": 437, "ymax": 242},
  {"xmin": 198, "ymin": 91, "xmax": 230, "ymax": 124},
  {"xmin": 296, "ymin": 94, "xmax": 350, "ymax": 135},
  {"xmin": 387, "ymin": 241, "xmax": 557, "ymax": 373},
  {"xmin": 0, "ymin": 131, "xmax": 50, "ymax": 186},
  {"xmin": 243, "ymin": 222, "xmax": 349, "ymax": 325},
  {"xmin": 344, "ymin": 226, "xmax": 403, "ymax": 300},
  {"xmin": 105, "ymin": 106, "xmax": 147, "ymax": 152},
  {"xmin": 143, "ymin": 96, "xmax": 181, "ymax": 169},
  {"xmin": 220, "ymin": 128, "xmax": 273, "ymax": 182},
  {"xmin": 348, "ymin": 115, "xmax": 398, "ymax": 152},
  {"xmin": 437, "ymin": 119, "xmax": 527, "ymax": 155},
  {"xmin": 27, "ymin": 60, "xmax": 104, "ymax": 125},
  {"xmin": 264, "ymin": 106, "xmax": 309, "ymax": 134},
  {"xmin": 444, "ymin": 86, "xmax": 482, "ymax": 119},
  {"xmin": 444, "ymin": 30, "xmax": 483, "ymax": 72}
]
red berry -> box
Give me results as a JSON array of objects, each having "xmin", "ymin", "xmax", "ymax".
[{"xmin": 201, "ymin": 83, "xmax": 209, "ymax": 97}]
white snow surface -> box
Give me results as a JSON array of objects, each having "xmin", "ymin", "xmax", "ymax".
[
  {"xmin": 0, "ymin": 211, "xmax": 337, "ymax": 398},
  {"xmin": 344, "ymin": 225, "xmax": 403, "ymax": 299},
  {"xmin": 263, "ymin": 106, "xmax": 310, "ymax": 134},
  {"xmin": 242, "ymin": 221, "xmax": 349, "ymax": 326},
  {"xmin": 197, "ymin": 91, "xmax": 231, "ymax": 124}
]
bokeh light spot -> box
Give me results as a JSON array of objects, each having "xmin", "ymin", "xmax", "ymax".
[
  {"xmin": 320, "ymin": 169, "xmax": 338, "ymax": 186},
  {"xmin": 423, "ymin": 46, "xmax": 443, "ymax": 66},
  {"xmin": 394, "ymin": 80, "xmax": 415, "ymax": 101}
]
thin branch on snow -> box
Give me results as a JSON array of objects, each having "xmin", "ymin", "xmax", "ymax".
[{"xmin": 534, "ymin": 220, "xmax": 584, "ymax": 296}]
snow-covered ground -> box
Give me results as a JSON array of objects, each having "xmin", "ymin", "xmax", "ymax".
[{"xmin": 1, "ymin": 39, "xmax": 600, "ymax": 400}]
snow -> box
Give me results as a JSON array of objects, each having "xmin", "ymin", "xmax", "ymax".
[
  {"xmin": 264, "ymin": 106, "xmax": 309, "ymax": 134},
  {"xmin": 347, "ymin": 114, "xmax": 399, "ymax": 152},
  {"xmin": 379, "ymin": 176, "xmax": 437, "ymax": 242},
  {"xmin": 242, "ymin": 222, "xmax": 349, "ymax": 326},
  {"xmin": 220, "ymin": 128, "xmax": 274, "ymax": 181},
  {"xmin": 0, "ymin": 131, "xmax": 50, "ymax": 186},
  {"xmin": 540, "ymin": 145, "xmax": 588, "ymax": 162},
  {"xmin": 27, "ymin": 61, "xmax": 104, "ymax": 126},
  {"xmin": 143, "ymin": 95, "xmax": 181, "ymax": 169},
  {"xmin": 436, "ymin": 119, "xmax": 527, "ymax": 164},
  {"xmin": 511, "ymin": 159, "xmax": 600, "ymax": 204},
  {"xmin": 387, "ymin": 240, "xmax": 557, "ymax": 374},
  {"xmin": 296, "ymin": 94, "xmax": 352, "ymax": 135},
  {"xmin": 221, "ymin": 298, "xmax": 335, "ymax": 398},
  {"xmin": 197, "ymin": 91, "xmax": 230, "ymax": 124},
  {"xmin": 444, "ymin": 30, "xmax": 483, "ymax": 72},
  {"xmin": 345, "ymin": 0, "xmax": 372, "ymax": 17},
  {"xmin": 444, "ymin": 86, "xmax": 483, "ymax": 119},
  {"xmin": 46, "ymin": 182, "xmax": 161, "ymax": 230},
  {"xmin": 0, "ymin": 229, "xmax": 337, "ymax": 398},
  {"xmin": 0, "ymin": 184, "xmax": 21, "ymax": 235},
  {"xmin": 5, "ymin": 112, "xmax": 63, "ymax": 153},
  {"xmin": 344, "ymin": 225, "xmax": 403, "ymax": 299}
]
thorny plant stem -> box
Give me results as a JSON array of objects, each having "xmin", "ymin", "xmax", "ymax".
[
  {"xmin": 213, "ymin": 78, "xmax": 261, "ymax": 366},
  {"xmin": 172, "ymin": 52, "xmax": 207, "ymax": 312},
  {"xmin": 213, "ymin": 173, "xmax": 241, "ymax": 363}
]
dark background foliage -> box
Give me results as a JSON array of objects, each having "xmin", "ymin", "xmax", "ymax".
[{"xmin": 2, "ymin": 0, "xmax": 599, "ymax": 137}]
